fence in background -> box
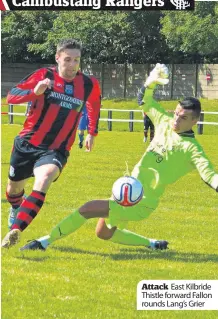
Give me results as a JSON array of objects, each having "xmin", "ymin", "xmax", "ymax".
[
  {"xmin": 2, "ymin": 63, "xmax": 218, "ymax": 99},
  {"xmin": 2, "ymin": 104, "xmax": 218, "ymax": 135}
]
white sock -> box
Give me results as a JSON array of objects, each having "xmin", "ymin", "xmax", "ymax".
[{"xmin": 38, "ymin": 235, "xmax": 50, "ymax": 249}]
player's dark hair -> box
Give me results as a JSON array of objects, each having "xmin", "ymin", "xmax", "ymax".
[
  {"xmin": 56, "ymin": 39, "xmax": 82, "ymax": 53},
  {"xmin": 179, "ymin": 97, "xmax": 201, "ymax": 119}
]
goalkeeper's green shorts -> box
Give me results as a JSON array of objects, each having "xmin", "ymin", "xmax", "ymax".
[{"xmin": 107, "ymin": 196, "xmax": 159, "ymax": 229}]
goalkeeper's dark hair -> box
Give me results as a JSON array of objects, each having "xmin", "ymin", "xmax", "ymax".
[
  {"xmin": 56, "ymin": 39, "xmax": 82, "ymax": 54},
  {"xmin": 179, "ymin": 97, "xmax": 201, "ymax": 119}
]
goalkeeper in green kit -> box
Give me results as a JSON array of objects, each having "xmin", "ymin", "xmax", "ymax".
[{"xmin": 12, "ymin": 64, "xmax": 218, "ymax": 252}]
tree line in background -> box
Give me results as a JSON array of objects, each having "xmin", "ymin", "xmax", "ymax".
[{"xmin": 2, "ymin": 3, "xmax": 218, "ymax": 64}]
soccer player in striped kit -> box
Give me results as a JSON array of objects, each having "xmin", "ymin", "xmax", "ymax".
[
  {"xmin": 2, "ymin": 39, "xmax": 101, "ymax": 248},
  {"xmin": 12, "ymin": 64, "xmax": 218, "ymax": 252}
]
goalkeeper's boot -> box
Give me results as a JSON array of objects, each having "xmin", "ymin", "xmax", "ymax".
[
  {"xmin": 148, "ymin": 239, "xmax": 169, "ymax": 250},
  {"xmin": 8, "ymin": 207, "xmax": 19, "ymax": 230},
  {"xmin": 1, "ymin": 229, "xmax": 21, "ymax": 248},
  {"xmin": 20, "ymin": 240, "xmax": 46, "ymax": 251}
]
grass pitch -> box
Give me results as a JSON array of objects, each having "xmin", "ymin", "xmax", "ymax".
[{"xmin": 1, "ymin": 109, "xmax": 218, "ymax": 318}]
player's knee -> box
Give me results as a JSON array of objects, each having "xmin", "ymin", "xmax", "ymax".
[
  {"xmin": 35, "ymin": 174, "xmax": 50, "ymax": 186},
  {"xmin": 96, "ymin": 228, "xmax": 113, "ymax": 240},
  {"xmin": 34, "ymin": 174, "xmax": 55, "ymax": 192},
  {"xmin": 6, "ymin": 186, "xmax": 23, "ymax": 196},
  {"xmin": 34, "ymin": 166, "xmax": 59, "ymax": 191},
  {"xmin": 95, "ymin": 219, "xmax": 116, "ymax": 240}
]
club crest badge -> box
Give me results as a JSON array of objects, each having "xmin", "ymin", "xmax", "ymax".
[
  {"xmin": 65, "ymin": 85, "xmax": 73, "ymax": 95},
  {"xmin": 170, "ymin": 0, "xmax": 190, "ymax": 10}
]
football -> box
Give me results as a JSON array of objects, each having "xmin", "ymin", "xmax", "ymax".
[{"xmin": 112, "ymin": 176, "xmax": 144, "ymax": 207}]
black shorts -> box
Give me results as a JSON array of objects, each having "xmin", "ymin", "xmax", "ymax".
[{"xmin": 8, "ymin": 136, "xmax": 69, "ymax": 182}]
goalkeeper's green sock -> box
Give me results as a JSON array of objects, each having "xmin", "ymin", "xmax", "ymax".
[
  {"xmin": 38, "ymin": 209, "xmax": 87, "ymax": 248},
  {"xmin": 109, "ymin": 228, "xmax": 150, "ymax": 247}
]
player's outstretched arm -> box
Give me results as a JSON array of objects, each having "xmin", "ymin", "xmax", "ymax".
[
  {"xmin": 145, "ymin": 63, "xmax": 169, "ymax": 89},
  {"xmin": 190, "ymin": 144, "xmax": 218, "ymax": 192},
  {"xmin": 137, "ymin": 64, "xmax": 170, "ymax": 126},
  {"xmin": 137, "ymin": 63, "xmax": 169, "ymax": 110}
]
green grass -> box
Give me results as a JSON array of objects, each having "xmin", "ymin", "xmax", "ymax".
[{"xmin": 1, "ymin": 123, "xmax": 218, "ymax": 319}]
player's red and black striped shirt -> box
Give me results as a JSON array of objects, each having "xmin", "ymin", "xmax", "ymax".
[{"xmin": 7, "ymin": 67, "xmax": 101, "ymax": 153}]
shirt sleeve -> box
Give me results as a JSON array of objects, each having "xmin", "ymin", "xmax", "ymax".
[
  {"xmin": 7, "ymin": 68, "xmax": 47, "ymax": 104},
  {"xmin": 137, "ymin": 85, "xmax": 170, "ymax": 127},
  {"xmin": 189, "ymin": 143, "xmax": 218, "ymax": 192},
  {"xmin": 86, "ymin": 77, "xmax": 101, "ymax": 136}
]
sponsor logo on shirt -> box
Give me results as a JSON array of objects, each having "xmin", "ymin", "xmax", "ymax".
[
  {"xmin": 148, "ymin": 144, "xmax": 175, "ymax": 163},
  {"xmin": 47, "ymin": 91, "xmax": 83, "ymax": 111}
]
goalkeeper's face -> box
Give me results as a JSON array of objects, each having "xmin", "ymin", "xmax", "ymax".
[{"xmin": 172, "ymin": 104, "xmax": 198, "ymax": 133}]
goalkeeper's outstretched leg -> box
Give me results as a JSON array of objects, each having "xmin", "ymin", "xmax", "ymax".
[
  {"xmin": 95, "ymin": 218, "xmax": 168, "ymax": 250},
  {"xmin": 20, "ymin": 204, "xmax": 169, "ymax": 251}
]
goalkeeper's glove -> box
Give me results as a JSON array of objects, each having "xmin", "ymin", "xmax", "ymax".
[{"xmin": 145, "ymin": 63, "xmax": 169, "ymax": 89}]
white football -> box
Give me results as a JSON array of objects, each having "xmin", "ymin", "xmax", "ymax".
[{"xmin": 112, "ymin": 176, "xmax": 144, "ymax": 207}]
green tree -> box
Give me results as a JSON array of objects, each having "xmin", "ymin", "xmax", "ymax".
[
  {"xmin": 2, "ymin": 10, "xmax": 217, "ymax": 64},
  {"xmin": 160, "ymin": 3, "xmax": 218, "ymax": 62},
  {"xmin": 28, "ymin": 11, "xmax": 171, "ymax": 64},
  {"xmin": 1, "ymin": 11, "xmax": 58, "ymax": 63},
  {"xmin": 28, "ymin": 12, "xmax": 129, "ymax": 63}
]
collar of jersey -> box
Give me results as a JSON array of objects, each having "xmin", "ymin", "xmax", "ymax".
[{"xmin": 178, "ymin": 130, "xmax": 195, "ymax": 138}]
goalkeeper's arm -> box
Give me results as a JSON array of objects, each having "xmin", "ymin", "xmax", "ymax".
[
  {"xmin": 137, "ymin": 64, "xmax": 169, "ymax": 112},
  {"xmin": 190, "ymin": 144, "xmax": 218, "ymax": 192}
]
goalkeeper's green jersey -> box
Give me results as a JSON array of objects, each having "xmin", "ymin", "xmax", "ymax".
[
  {"xmin": 135, "ymin": 87, "xmax": 218, "ymax": 201},
  {"xmin": 108, "ymin": 87, "xmax": 217, "ymax": 226}
]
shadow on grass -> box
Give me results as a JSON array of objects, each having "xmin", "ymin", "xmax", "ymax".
[
  {"xmin": 50, "ymin": 246, "xmax": 218, "ymax": 263},
  {"xmin": 16, "ymin": 255, "xmax": 49, "ymax": 262},
  {"xmin": 15, "ymin": 253, "xmax": 77, "ymax": 263}
]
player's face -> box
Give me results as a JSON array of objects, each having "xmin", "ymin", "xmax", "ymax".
[
  {"xmin": 56, "ymin": 49, "xmax": 81, "ymax": 80},
  {"xmin": 172, "ymin": 104, "xmax": 198, "ymax": 133}
]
